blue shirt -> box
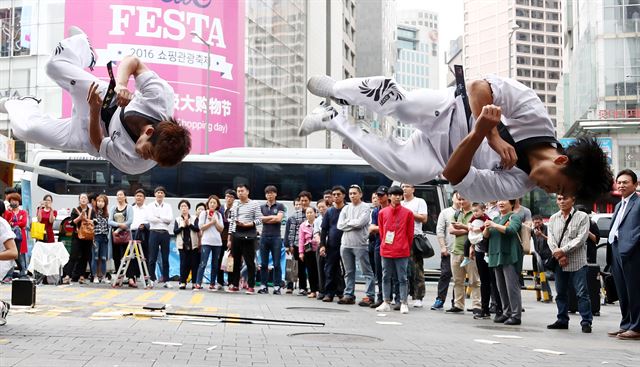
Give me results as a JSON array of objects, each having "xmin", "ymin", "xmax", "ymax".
[
  {"xmin": 260, "ymin": 201, "xmax": 285, "ymax": 237},
  {"xmin": 371, "ymin": 207, "xmax": 381, "ymax": 248}
]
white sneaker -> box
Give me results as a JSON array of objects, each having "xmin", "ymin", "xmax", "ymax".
[
  {"xmin": 0, "ymin": 300, "xmax": 9, "ymax": 326},
  {"xmin": 375, "ymin": 302, "xmax": 391, "ymax": 312},
  {"xmin": 413, "ymin": 300, "xmax": 423, "ymax": 308},
  {"xmin": 307, "ymin": 75, "xmax": 336, "ymax": 98},
  {"xmin": 93, "ymin": 278, "xmax": 100, "ymax": 284},
  {"xmin": 400, "ymin": 303, "xmax": 409, "ymax": 314},
  {"xmin": 298, "ymin": 103, "xmax": 338, "ymax": 137},
  {"xmin": 163, "ymin": 282, "xmax": 173, "ymax": 289},
  {"xmin": 0, "ymin": 96, "xmax": 41, "ymax": 114},
  {"xmin": 66, "ymin": 26, "xmax": 97, "ymax": 70}
]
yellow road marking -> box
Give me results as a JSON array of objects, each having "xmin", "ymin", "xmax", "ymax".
[
  {"xmin": 189, "ymin": 293, "xmax": 204, "ymax": 305},
  {"xmin": 73, "ymin": 289, "xmax": 102, "ymax": 299},
  {"xmin": 101, "ymin": 290, "xmax": 121, "ymax": 300},
  {"xmin": 133, "ymin": 291, "xmax": 157, "ymax": 303},
  {"xmin": 158, "ymin": 291, "xmax": 176, "ymax": 303}
]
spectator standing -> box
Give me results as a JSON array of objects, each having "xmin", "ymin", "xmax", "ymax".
[
  {"xmin": 36, "ymin": 195, "xmax": 57, "ymax": 243},
  {"xmin": 607, "ymin": 169, "xmax": 640, "ymax": 340},
  {"xmin": 375, "ymin": 185, "xmax": 414, "ymax": 314},
  {"xmin": 218, "ymin": 189, "xmax": 237, "ymax": 288},
  {"xmin": 109, "ymin": 190, "xmax": 133, "ymax": 285},
  {"xmin": 546, "ymin": 194, "xmax": 593, "ymax": 333},
  {"xmin": 464, "ymin": 203, "xmax": 492, "ymax": 320},
  {"xmin": 227, "ymin": 184, "xmax": 262, "ymax": 294},
  {"xmin": 432, "ymin": 191, "xmax": 459, "ymax": 310},
  {"xmin": 572, "ymin": 205, "xmax": 601, "ymax": 316},
  {"xmin": 130, "ymin": 189, "xmax": 149, "ymax": 283},
  {"xmin": 369, "ymin": 186, "xmax": 390, "ymax": 308},
  {"xmin": 147, "ymin": 186, "xmax": 174, "ymax": 288},
  {"xmin": 484, "ymin": 200, "xmax": 523, "ymax": 325},
  {"xmin": 174, "ymin": 200, "xmax": 200, "ymax": 290},
  {"xmin": 0, "ymin": 202, "xmax": 18, "ymax": 326},
  {"xmin": 68, "ymin": 193, "xmax": 95, "ymax": 284},
  {"xmin": 319, "ymin": 186, "xmax": 347, "ymax": 302},
  {"xmin": 447, "ymin": 194, "xmax": 481, "ymax": 313},
  {"xmin": 3, "ymin": 193, "xmax": 28, "ymax": 277},
  {"xmin": 401, "ymin": 183, "xmax": 428, "ymax": 308},
  {"xmin": 532, "ymin": 215, "xmax": 554, "ymax": 300},
  {"xmin": 285, "ymin": 191, "xmax": 312, "ymax": 295},
  {"xmin": 323, "ymin": 189, "xmax": 334, "ymax": 207},
  {"xmin": 299, "ymin": 207, "xmax": 321, "ymax": 298},
  {"xmin": 195, "ymin": 196, "xmax": 225, "ymax": 290},
  {"xmin": 337, "ymin": 185, "xmax": 374, "ymax": 306},
  {"xmin": 258, "ymin": 186, "xmax": 285, "ymax": 295},
  {"xmin": 315, "ymin": 199, "xmax": 329, "ymax": 299},
  {"xmin": 92, "ymin": 195, "xmax": 110, "ymax": 283}
]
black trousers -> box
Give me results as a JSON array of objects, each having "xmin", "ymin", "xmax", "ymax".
[
  {"xmin": 303, "ymin": 251, "xmax": 319, "ymax": 293},
  {"xmin": 287, "ymin": 246, "xmax": 308, "ymax": 291},
  {"xmin": 216, "ymin": 245, "xmax": 227, "ymax": 286},
  {"xmin": 475, "ymin": 251, "xmax": 492, "ymax": 314},
  {"xmin": 317, "ymin": 246, "xmax": 327, "ymax": 294},
  {"xmin": 70, "ymin": 236, "xmax": 92, "ymax": 281},
  {"xmin": 436, "ymin": 254, "xmax": 452, "ymax": 301},
  {"xmin": 179, "ymin": 249, "xmax": 201, "ymax": 285},
  {"xmin": 230, "ymin": 237, "xmax": 256, "ymax": 288},
  {"xmin": 323, "ymin": 245, "xmax": 345, "ymax": 298}
]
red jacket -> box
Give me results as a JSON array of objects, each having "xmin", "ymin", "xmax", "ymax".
[
  {"xmin": 378, "ymin": 204, "xmax": 414, "ymax": 258},
  {"xmin": 4, "ymin": 209, "xmax": 29, "ymax": 254}
]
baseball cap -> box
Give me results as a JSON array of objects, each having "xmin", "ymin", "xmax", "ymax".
[
  {"xmin": 376, "ymin": 186, "xmax": 389, "ymax": 195},
  {"xmin": 388, "ymin": 185, "xmax": 403, "ymax": 195}
]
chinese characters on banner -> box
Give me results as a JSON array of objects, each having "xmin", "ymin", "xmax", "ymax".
[{"xmin": 63, "ymin": 0, "xmax": 245, "ymax": 154}]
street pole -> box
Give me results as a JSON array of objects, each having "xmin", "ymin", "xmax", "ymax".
[
  {"xmin": 191, "ymin": 32, "xmax": 211, "ymax": 154},
  {"xmin": 508, "ymin": 24, "xmax": 520, "ymax": 78}
]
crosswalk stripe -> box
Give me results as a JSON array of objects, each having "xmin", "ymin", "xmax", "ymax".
[
  {"xmin": 101, "ymin": 290, "xmax": 121, "ymax": 300},
  {"xmin": 189, "ymin": 293, "xmax": 204, "ymax": 305},
  {"xmin": 133, "ymin": 291, "xmax": 157, "ymax": 302},
  {"xmin": 158, "ymin": 291, "xmax": 176, "ymax": 303},
  {"xmin": 74, "ymin": 289, "xmax": 102, "ymax": 299}
]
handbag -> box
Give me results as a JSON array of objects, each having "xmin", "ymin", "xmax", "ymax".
[
  {"xmin": 76, "ymin": 208, "xmax": 95, "ymax": 240},
  {"xmin": 112, "ymin": 229, "xmax": 131, "ymax": 244},
  {"xmin": 225, "ymin": 252, "xmax": 235, "ymax": 273},
  {"xmin": 220, "ymin": 250, "xmax": 230, "ymax": 271},
  {"xmin": 519, "ymin": 223, "xmax": 532, "ymax": 254},
  {"xmin": 31, "ymin": 222, "xmax": 46, "ymax": 241},
  {"xmin": 602, "ymin": 272, "xmax": 618, "ymax": 304},
  {"xmin": 285, "ymin": 253, "xmax": 299, "ymax": 283},
  {"xmin": 412, "ymin": 234, "xmax": 435, "ymax": 258}
]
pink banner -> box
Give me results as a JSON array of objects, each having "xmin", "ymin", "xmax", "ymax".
[{"xmin": 64, "ymin": 0, "xmax": 245, "ymax": 154}]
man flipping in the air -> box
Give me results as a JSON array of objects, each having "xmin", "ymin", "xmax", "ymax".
[
  {"xmin": 0, "ymin": 27, "xmax": 191, "ymax": 175},
  {"xmin": 299, "ymin": 74, "xmax": 612, "ymax": 202}
]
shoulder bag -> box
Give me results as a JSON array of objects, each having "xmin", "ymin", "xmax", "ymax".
[
  {"xmin": 77, "ymin": 208, "xmax": 95, "ymax": 241},
  {"xmin": 412, "ymin": 233, "xmax": 435, "ymax": 258}
]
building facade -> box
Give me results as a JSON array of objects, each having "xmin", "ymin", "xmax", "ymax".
[
  {"xmin": 561, "ymin": 0, "xmax": 640, "ymax": 176},
  {"xmin": 463, "ymin": 0, "xmax": 562, "ymax": 127}
]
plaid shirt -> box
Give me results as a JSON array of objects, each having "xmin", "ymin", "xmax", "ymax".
[{"xmin": 547, "ymin": 208, "xmax": 590, "ymax": 272}]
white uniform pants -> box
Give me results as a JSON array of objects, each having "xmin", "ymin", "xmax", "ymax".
[
  {"xmin": 6, "ymin": 34, "xmax": 107, "ymax": 154},
  {"xmin": 325, "ymin": 76, "xmax": 459, "ymax": 185}
]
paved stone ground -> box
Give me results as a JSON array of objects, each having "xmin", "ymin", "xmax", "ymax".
[{"xmin": 0, "ymin": 281, "xmax": 639, "ymax": 367}]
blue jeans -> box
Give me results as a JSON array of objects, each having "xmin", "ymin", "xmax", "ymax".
[
  {"xmin": 196, "ymin": 245, "xmax": 222, "ymax": 285},
  {"xmin": 91, "ymin": 234, "xmax": 108, "ymax": 277},
  {"xmin": 382, "ymin": 257, "xmax": 409, "ymax": 303},
  {"xmin": 555, "ymin": 265, "xmax": 593, "ymax": 326},
  {"xmin": 340, "ymin": 246, "xmax": 375, "ymax": 298},
  {"xmin": 260, "ymin": 236, "xmax": 282, "ymax": 288},
  {"xmin": 148, "ymin": 231, "xmax": 170, "ymax": 282}
]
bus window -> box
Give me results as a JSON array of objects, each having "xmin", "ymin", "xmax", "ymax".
[
  {"xmin": 37, "ymin": 160, "xmax": 67, "ymax": 193},
  {"xmin": 253, "ymin": 163, "xmax": 329, "ymax": 201},
  {"xmin": 331, "ymin": 165, "xmax": 391, "ymax": 199},
  {"xmin": 179, "ymin": 162, "xmax": 250, "ymax": 198},
  {"xmin": 66, "ymin": 160, "xmax": 110, "ymax": 194},
  {"xmin": 413, "ymin": 185, "xmax": 441, "ymax": 234}
]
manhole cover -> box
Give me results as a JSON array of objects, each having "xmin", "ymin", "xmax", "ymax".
[
  {"xmin": 288, "ymin": 332, "xmax": 382, "ymax": 343},
  {"xmin": 286, "ymin": 307, "xmax": 349, "ymax": 313},
  {"xmin": 474, "ymin": 325, "xmax": 541, "ymax": 333}
]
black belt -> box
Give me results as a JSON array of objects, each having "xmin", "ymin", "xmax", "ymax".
[
  {"xmin": 453, "ymin": 65, "xmax": 472, "ymax": 130},
  {"xmin": 150, "ymin": 229, "xmax": 169, "ymax": 233},
  {"xmin": 100, "ymin": 61, "xmax": 118, "ymax": 129}
]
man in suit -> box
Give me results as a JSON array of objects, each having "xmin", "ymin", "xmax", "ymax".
[{"xmin": 607, "ymin": 169, "xmax": 640, "ymax": 340}]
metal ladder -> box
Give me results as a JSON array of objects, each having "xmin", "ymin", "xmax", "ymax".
[{"xmin": 111, "ymin": 240, "xmax": 152, "ymax": 289}]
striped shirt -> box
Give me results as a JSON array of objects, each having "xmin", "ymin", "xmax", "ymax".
[
  {"xmin": 546, "ymin": 208, "xmax": 590, "ymax": 272},
  {"xmin": 228, "ymin": 199, "xmax": 262, "ymax": 234}
]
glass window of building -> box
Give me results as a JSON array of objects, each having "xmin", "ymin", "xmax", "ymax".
[
  {"xmin": 545, "ymin": 0, "xmax": 559, "ymax": 9},
  {"xmin": 517, "ymin": 20, "xmax": 530, "ymax": 29},
  {"xmin": 533, "ymin": 69, "xmax": 545, "ymax": 78},
  {"xmin": 516, "ymin": 8, "xmax": 530, "ymax": 17},
  {"xmin": 532, "ymin": 57, "xmax": 545, "ymax": 66},
  {"xmin": 546, "ymin": 24, "xmax": 559, "ymax": 32},
  {"xmin": 517, "ymin": 68, "xmax": 532, "ymax": 77},
  {"xmin": 532, "ymin": 81, "xmax": 546, "ymax": 90},
  {"xmin": 0, "ymin": 7, "xmax": 31, "ymax": 57},
  {"xmin": 532, "ymin": 46, "xmax": 545, "ymax": 55},
  {"xmin": 537, "ymin": 94, "xmax": 546, "ymax": 102},
  {"xmin": 517, "ymin": 44, "xmax": 531, "ymax": 53},
  {"xmin": 546, "ymin": 12, "xmax": 560, "ymax": 21},
  {"xmin": 517, "ymin": 56, "xmax": 531, "ymax": 65},
  {"xmin": 517, "ymin": 32, "xmax": 530, "ymax": 41},
  {"xmin": 532, "ymin": 0, "xmax": 544, "ymax": 7},
  {"xmin": 547, "ymin": 47, "xmax": 560, "ymax": 56},
  {"xmin": 532, "ymin": 34, "xmax": 545, "ymax": 43},
  {"xmin": 517, "ymin": 0, "xmax": 530, "ymax": 5},
  {"xmin": 548, "ymin": 71, "xmax": 560, "ymax": 79},
  {"xmin": 548, "ymin": 59, "xmax": 560, "ymax": 68},
  {"xmin": 531, "ymin": 10, "xmax": 544, "ymax": 19},
  {"xmin": 532, "ymin": 22, "xmax": 544, "ymax": 31}
]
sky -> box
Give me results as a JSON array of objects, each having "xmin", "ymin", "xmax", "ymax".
[{"xmin": 396, "ymin": 0, "xmax": 465, "ymax": 87}]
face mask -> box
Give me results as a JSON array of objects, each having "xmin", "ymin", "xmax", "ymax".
[{"xmin": 9, "ymin": 203, "xmax": 18, "ymax": 209}]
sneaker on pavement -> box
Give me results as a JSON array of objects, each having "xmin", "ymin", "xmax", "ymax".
[
  {"xmin": 273, "ymin": 288, "xmax": 282, "ymax": 295},
  {"xmin": 358, "ymin": 297, "xmax": 373, "ymax": 307},
  {"xmin": 307, "ymin": 75, "xmax": 336, "ymax": 99},
  {"xmin": 337, "ymin": 296, "xmax": 355, "ymax": 305},
  {"xmin": 494, "ymin": 314, "xmax": 509, "ymax": 323},
  {"xmin": 547, "ymin": 321, "xmax": 569, "ymax": 329},
  {"xmin": 430, "ymin": 298, "xmax": 444, "ymax": 310},
  {"xmin": 393, "ymin": 303, "xmax": 402, "ymax": 311},
  {"xmin": 504, "ymin": 318, "xmax": 522, "ymax": 326},
  {"xmin": 473, "ymin": 312, "xmax": 491, "ymax": 320},
  {"xmin": 370, "ymin": 300, "xmax": 384, "ymax": 309},
  {"xmin": 322, "ymin": 295, "xmax": 334, "ymax": 302},
  {"xmin": 226, "ymin": 286, "xmax": 239, "ymax": 293},
  {"xmin": 298, "ymin": 103, "xmax": 338, "ymax": 137},
  {"xmin": 581, "ymin": 324, "xmax": 592, "ymax": 333},
  {"xmin": 215, "ymin": 284, "xmax": 224, "ymax": 291},
  {"xmin": 445, "ymin": 306, "xmax": 464, "ymax": 313},
  {"xmin": 285, "ymin": 288, "xmax": 293, "ymax": 294},
  {"xmin": 375, "ymin": 302, "xmax": 391, "ymax": 313},
  {"xmin": 163, "ymin": 282, "xmax": 173, "ymax": 289},
  {"xmin": 400, "ymin": 303, "xmax": 409, "ymax": 314},
  {"xmin": 257, "ymin": 287, "xmax": 269, "ymax": 294},
  {"xmin": 413, "ymin": 300, "xmax": 423, "ymax": 308},
  {"xmin": 460, "ymin": 257, "xmax": 471, "ymax": 267},
  {"xmin": 246, "ymin": 288, "xmax": 255, "ymax": 295},
  {"xmin": 93, "ymin": 277, "xmax": 100, "ymax": 284},
  {"xmin": 298, "ymin": 289, "xmax": 308, "ymax": 296},
  {"xmin": 0, "ymin": 300, "xmax": 9, "ymax": 326}
]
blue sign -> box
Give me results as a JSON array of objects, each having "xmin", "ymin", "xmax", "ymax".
[{"xmin": 559, "ymin": 137, "xmax": 613, "ymax": 166}]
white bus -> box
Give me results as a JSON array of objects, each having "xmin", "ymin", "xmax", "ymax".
[{"xmin": 30, "ymin": 148, "xmax": 450, "ymax": 274}]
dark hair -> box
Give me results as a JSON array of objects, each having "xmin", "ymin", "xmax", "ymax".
[
  {"xmin": 0, "ymin": 201, "xmax": 4, "ymax": 216},
  {"xmin": 43, "ymin": 194, "xmax": 53, "ymax": 201},
  {"xmin": 508, "ymin": 199, "xmax": 517, "ymax": 208},
  {"xmin": 224, "ymin": 189, "xmax": 237, "ymax": 199},
  {"xmin": 6, "ymin": 192, "xmax": 21, "ymax": 204},
  {"xmin": 178, "ymin": 199, "xmax": 191, "ymax": 209},
  {"xmin": 561, "ymin": 137, "xmax": 614, "ymax": 203},
  {"xmin": 236, "ymin": 183, "xmax": 250, "ymax": 192},
  {"xmin": 532, "ymin": 214, "xmax": 544, "ymax": 221},
  {"xmin": 317, "ymin": 199, "xmax": 329, "ymax": 207},
  {"xmin": 323, "ymin": 189, "xmax": 332, "ymax": 196},
  {"xmin": 154, "ymin": 186, "xmax": 166, "ymax": 195},
  {"xmin": 152, "ymin": 119, "xmax": 191, "ymax": 167},
  {"xmin": 88, "ymin": 192, "xmax": 97, "ymax": 202},
  {"xmin": 95, "ymin": 194, "xmax": 109, "ymax": 218},
  {"xmin": 195, "ymin": 202, "xmax": 206, "ymax": 211},
  {"xmin": 207, "ymin": 195, "xmax": 221, "ymax": 210},
  {"xmin": 616, "ymin": 169, "xmax": 638, "ymax": 184},
  {"xmin": 388, "ymin": 185, "xmax": 403, "ymax": 196},
  {"xmin": 134, "ymin": 188, "xmax": 146, "ymax": 196},
  {"xmin": 4, "ymin": 187, "xmax": 16, "ymax": 197},
  {"xmin": 264, "ymin": 185, "xmax": 278, "ymax": 194},
  {"xmin": 298, "ymin": 191, "xmax": 312, "ymax": 200},
  {"xmin": 331, "ymin": 185, "xmax": 347, "ymax": 195},
  {"xmin": 472, "ymin": 202, "xmax": 486, "ymax": 210}
]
